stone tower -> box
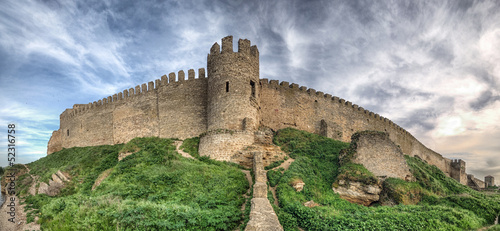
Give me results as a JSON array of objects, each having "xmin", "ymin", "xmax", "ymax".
[
  {"xmin": 485, "ymin": 175, "xmax": 494, "ymax": 187},
  {"xmin": 450, "ymin": 159, "xmax": 467, "ymax": 185},
  {"xmin": 199, "ymin": 36, "xmax": 260, "ymax": 160}
]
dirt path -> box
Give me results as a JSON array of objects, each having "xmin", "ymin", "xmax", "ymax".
[
  {"xmin": 23, "ymin": 164, "xmax": 38, "ymax": 196},
  {"xmin": 477, "ymin": 216, "xmax": 499, "ymax": 231},
  {"xmin": 0, "ymin": 165, "xmax": 40, "ymax": 230},
  {"xmin": 269, "ymin": 185, "xmax": 279, "ymax": 206},
  {"xmin": 240, "ymin": 170, "xmax": 253, "ymax": 212},
  {"xmin": 174, "ymin": 141, "xmax": 195, "ymax": 159},
  {"xmin": 92, "ymin": 168, "xmax": 113, "ymax": 191},
  {"xmin": 269, "ymin": 158, "xmax": 294, "ymax": 207},
  {"xmin": 272, "ymin": 157, "xmax": 294, "ymax": 171}
]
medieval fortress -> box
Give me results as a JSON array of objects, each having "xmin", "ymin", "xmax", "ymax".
[{"xmin": 47, "ymin": 36, "xmax": 492, "ymax": 188}]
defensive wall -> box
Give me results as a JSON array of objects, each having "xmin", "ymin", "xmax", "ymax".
[
  {"xmin": 47, "ymin": 36, "xmax": 468, "ymax": 185},
  {"xmin": 467, "ymin": 174, "xmax": 486, "ymax": 190},
  {"xmin": 258, "ymin": 78, "xmax": 467, "ymax": 184},
  {"xmin": 48, "ymin": 69, "xmax": 209, "ymax": 153}
]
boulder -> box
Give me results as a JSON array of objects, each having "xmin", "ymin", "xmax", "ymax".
[
  {"xmin": 303, "ymin": 200, "xmax": 320, "ymax": 208},
  {"xmin": 333, "ymin": 181, "xmax": 382, "ymax": 206},
  {"xmin": 291, "ymin": 179, "xmax": 305, "ymax": 192},
  {"xmin": 37, "ymin": 171, "xmax": 70, "ymax": 196}
]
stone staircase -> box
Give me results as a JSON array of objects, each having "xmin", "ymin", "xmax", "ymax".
[{"xmin": 245, "ymin": 151, "xmax": 283, "ymax": 231}]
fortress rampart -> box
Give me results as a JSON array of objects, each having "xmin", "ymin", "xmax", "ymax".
[
  {"xmin": 48, "ymin": 69, "xmax": 209, "ymax": 154},
  {"xmin": 47, "ymin": 36, "xmax": 468, "ymax": 185}
]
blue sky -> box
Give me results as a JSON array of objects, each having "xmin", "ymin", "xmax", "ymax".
[{"xmin": 1, "ymin": 0, "xmax": 499, "ymax": 181}]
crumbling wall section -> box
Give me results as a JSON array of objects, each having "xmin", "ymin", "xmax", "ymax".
[
  {"xmin": 47, "ymin": 129, "xmax": 62, "ymax": 155},
  {"xmin": 467, "ymin": 174, "xmax": 486, "ymax": 189},
  {"xmin": 349, "ymin": 132, "xmax": 412, "ymax": 180}
]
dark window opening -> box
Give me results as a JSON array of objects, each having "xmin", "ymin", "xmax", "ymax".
[
  {"xmin": 226, "ymin": 81, "xmax": 229, "ymax": 92},
  {"xmin": 250, "ymin": 81, "xmax": 256, "ymax": 97},
  {"xmin": 67, "ymin": 129, "xmax": 69, "ymax": 136}
]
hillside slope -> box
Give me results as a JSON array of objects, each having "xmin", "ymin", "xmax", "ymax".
[
  {"xmin": 2, "ymin": 129, "xmax": 499, "ymax": 230},
  {"xmin": 2, "ymin": 137, "xmax": 249, "ymax": 230},
  {"xmin": 268, "ymin": 128, "xmax": 500, "ymax": 231}
]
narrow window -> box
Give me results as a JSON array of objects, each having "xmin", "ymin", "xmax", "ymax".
[
  {"xmin": 226, "ymin": 81, "xmax": 229, "ymax": 92},
  {"xmin": 67, "ymin": 129, "xmax": 69, "ymax": 136},
  {"xmin": 250, "ymin": 80, "xmax": 255, "ymax": 97}
]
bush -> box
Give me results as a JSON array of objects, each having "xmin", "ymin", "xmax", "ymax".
[
  {"xmin": 488, "ymin": 224, "xmax": 500, "ymax": 231},
  {"xmin": 265, "ymin": 159, "xmax": 285, "ymax": 170},
  {"xmin": 268, "ymin": 169, "xmax": 283, "ymax": 187}
]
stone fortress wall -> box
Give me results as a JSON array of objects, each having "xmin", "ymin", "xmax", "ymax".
[
  {"xmin": 48, "ymin": 69, "xmax": 209, "ymax": 153},
  {"xmin": 48, "ymin": 36, "xmax": 470, "ymax": 185},
  {"xmin": 258, "ymin": 78, "xmax": 468, "ymax": 184}
]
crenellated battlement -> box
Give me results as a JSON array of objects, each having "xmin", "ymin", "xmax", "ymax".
[
  {"xmin": 60, "ymin": 68, "xmax": 207, "ymax": 121},
  {"xmin": 451, "ymin": 159, "xmax": 466, "ymax": 168},
  {"xmin": 208, "ymin": 35, "xmax": 259, "ymax": 59},
  {"xmin": 260, "ymin": 78, "xmax": 412, "ymax": 137}
]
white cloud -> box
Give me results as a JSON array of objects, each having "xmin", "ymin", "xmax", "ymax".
[{"xmin": 0, "ymin": 0, "xmax": 498, "ymax": 179}]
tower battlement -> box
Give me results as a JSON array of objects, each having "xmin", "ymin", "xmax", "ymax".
[{"xmin": 209, "ymin": 35, "xmax": 259, "ymax": 58}]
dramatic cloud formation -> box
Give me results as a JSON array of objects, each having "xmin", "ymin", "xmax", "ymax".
[{"xmin": 1, "ymin": 0, "xmax": 498, "ymax": 181}]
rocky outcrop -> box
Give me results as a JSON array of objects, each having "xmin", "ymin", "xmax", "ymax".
[
  {"xmin": 303, "ymin": 200, "xmax": 320, "ymax": 208},
  {"xmin": 291, "ymin": 179, "xmax": 305, "ymax": 192},
  {"xmin": 232, "ymin": 128, "xmax": 287, "ymax": 169},
  {"xmin": 38, "ymin": 170, "xmax": 70, "ymax": 196},
  {"xmin": 332, "ymin": 181, "xmax": 382, "ymax": 206}
]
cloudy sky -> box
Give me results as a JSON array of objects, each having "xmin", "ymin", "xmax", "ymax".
[{"xmin": 0, "ymin": 0, "xmax": 499, "ymax": 182}]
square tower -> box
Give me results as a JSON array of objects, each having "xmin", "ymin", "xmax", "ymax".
[{"xmin": 485, "ymin": 175, "xmax": 495, "ymax": 187}]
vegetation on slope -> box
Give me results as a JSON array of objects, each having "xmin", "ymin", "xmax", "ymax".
[
  {"xmin": 9, "ymin": 137, "xmax": 249, "ymax": 230},
  {"xmin": 269, "ymin": 128, "xmax": 500, "ymax": 230}
]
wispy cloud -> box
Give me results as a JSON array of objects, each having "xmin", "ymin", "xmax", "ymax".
[{"xmin": 0, "ymin": 0, "xmax": 498, "ymax": 181}]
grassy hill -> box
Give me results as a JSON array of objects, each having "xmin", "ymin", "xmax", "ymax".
[
  {"xmin": 2, "ymin": 129, "xmax": 499, "ymax": 230},
  {"xmin": 268, "ymin": 128, "xmax": 500, "ymax": 230},
  {"xmin": 7, "ymin": 137, "xmax": 249, "ymax": 230}
]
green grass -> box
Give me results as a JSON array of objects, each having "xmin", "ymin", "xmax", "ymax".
[
  {"xmin": 335, "ymin": 162, "xmax": 378, "ymax": 186},
  {"xmin": 7, "ymin": 137, "xmax": 249, "ymax": 230},
  {"xmin": 4, "ymin": 129, "xmax": 499, "ymax": 230},
  {"xmin": 28, "ymin": 144, "xmax": 123, "ymax": 186},
  {"xmin": 179, "ymin": 137, "xmax": 200, "ymax": 158},
  {"xmin": 488, "ymin": 224, "xmax": 500, "ymax": 231},
  {"xmin": 265, "ymin": 159, "xmax": 285, "ymax": 170},
  {"xmin": 270, "ymin": 128, "xmax": 500, "ymax": 230}
]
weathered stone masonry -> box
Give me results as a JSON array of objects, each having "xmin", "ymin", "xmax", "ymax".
[{"xmin": 47, "ymin": 36, "xmax": 467, "ymax": 185}]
